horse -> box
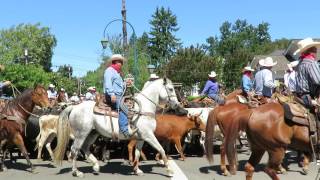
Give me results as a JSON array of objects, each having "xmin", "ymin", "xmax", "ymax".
[
  {"xmin": 54, "ymin": 78, "xmax": 182, "ymax": 177},
  {"xmin": 0, "ymin": 85, "xmax": 50, "ymax": 172},
  {"xmin": 215, "ymin": 102, "xmax": 313, "ymax": 180},
  {"xmin": 127, "ymin": 112, "xmax": 206, "ymax": 162}
]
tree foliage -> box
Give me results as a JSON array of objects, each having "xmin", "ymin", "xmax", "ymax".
[
  {"xmin": 148, "ymin": 7, "xmax": 181, "ymax": 68},
  {"xmin": 0, "ymin": 23, "xmax": 57, "ymax": 71}
]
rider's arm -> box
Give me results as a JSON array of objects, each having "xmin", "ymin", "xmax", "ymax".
[
  {"xmin": 201, "ymin": 81, "xmax": 210, "ymax": 95},
  {"xmin": 242, "ymin": 76, "xmax": 251, "ymax": 93},
  {"xmin": 104, "ymin": 68, "xmax": 115, "ymax": 95},
  {"xmin": 308, "ymin": 62, "xmax": 320, "ymax": 85},
  {"xmin": 263, "ymin": 70, "xmax": 276, "ymax": 88}
]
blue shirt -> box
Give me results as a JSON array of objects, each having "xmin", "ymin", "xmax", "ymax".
[
  {"xmin": 201, "ymin": 80, "xmax": 219, "ymax": 97},
  {"xmin": 103, "ymin": 67, "xmax": 124, "ymax": 96},
  {"xmin": 254, "ymin": 68, "xmax": 276, "ymax": 97},
  {"xmin": 241, "ymin": 75, "xmax": 253, "ymax": 93}
]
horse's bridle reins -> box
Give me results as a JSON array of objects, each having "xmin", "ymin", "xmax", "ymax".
[{"xmin": 132, "ymin": 80, "xmax": 178, "ymax": 117}]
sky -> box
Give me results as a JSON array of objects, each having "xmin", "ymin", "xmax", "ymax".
[{"xmin": 1, "ymin": 0, "xmax": 320, "ymax": 77}]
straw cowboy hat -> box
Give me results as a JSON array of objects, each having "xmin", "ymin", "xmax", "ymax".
[
  {"xmin": 109, "ymin": 54, "xmax": 126, "ymax": 64},
  {"xmin": 149, "ymin": 73, "xmax": 159, "ymax": 79},
  {"xmin": 208, "ymin": 71, "xmax": 217, "ymax": 78},
  {"xmin": 287, "ymin": 60, "xmax": 299, "ymax": 71},
  {"xmin": 259, "ymin": 57, "xmax": 277, "ymax": 67},
  {"xmin": 49, "ymin": 84, "xmax": 55, "ymax": 88},
  {"xmin": 242, "ymin": 66, "xmax": 255, "ymax": 72},
  {"xmin": 87, "ymin": 86, "xmax": 95, "ymax": 91},
  {"xmin": 293, "ymin": 38, "xmax": 320, "ymax": 56}
]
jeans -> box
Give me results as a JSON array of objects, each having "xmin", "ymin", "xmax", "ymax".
[
  {"xmin": 208, "ymin": 94, "xmax": 225, "ymax": 105},
  {"xmin": 105, "ymin": 93, "xmax": 129, "ymax": 135}
]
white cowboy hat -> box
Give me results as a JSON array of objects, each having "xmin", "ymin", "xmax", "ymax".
[
  {"xmin": 259, "ymin": 57, "xmax": 277, "ymax": 67},
  {"xmin": 49, "ymin": 84, "xmax": 55, "ymax": 88},
  {"xmin": 208, "ymin": 71, "xmax": 217, "ymax": 78},
  {"xmin": 287, "ymin": 60, "xmax": 299, "ymax": 71},
  {"xmin": 109, "ymin": 54, "xmax": 126, "ymax": 64},
  {"xmin": 87, "ymin": 86, "xmax": 94, "ymax": 91},
  {"xmin": 242, "ymin": 66, "xmax": 255, "ymax": 72},
  {"xmin": 60, "ymin": 88, "xmax": 65, "ymax": 91},
  {"xmin": 293, "ymin": 38, "xmax": 320, "ymax": 56},
  {"xmin": 149, "ymin": 73, "xmax": 159, "ymax": 79}
]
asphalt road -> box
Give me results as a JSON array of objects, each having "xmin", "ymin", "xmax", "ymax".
[{"xmin": 0, "ymin": 150, "xmax": 319, "ymax": 180}]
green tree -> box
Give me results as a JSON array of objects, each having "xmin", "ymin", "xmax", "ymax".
[
  {"xmin": 0, "ymin": 23, "xmax": 57, "ymax": 71},
  {"xmin": 148, "ymin": 7, "xmax": 181, "ymax": 68},
  {"xmin": 57, "ymin": 64, "xmax": 73, "ymax": 78}
]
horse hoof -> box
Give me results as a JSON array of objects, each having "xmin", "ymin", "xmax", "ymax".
[
  {"xmin": 157, "ymin": 160, "xmax": 165, "ymax": 165},
  {"xmin": 222, "ymin": 171, "xmax": 230, "ymax": 176},
  {"xmin": 167, "ymin": 168, "xmax": 174, "ymax": 177},
  {"xmin": 178, "ymin": 157, "xmax": 185, "ymax": 161},
  {"xmin": 93, "ymin": 164, "xmax": 100, "ymax": 173},
  {"xmin": 302, "ymin": 168, "xmax": 308, "ymax": 175},
  {"xmin": 135, "ymin": 169, "xmax": 144, "ymax": 176},
  {"xmin": 72, "ymin": 170, "xmax": 84, "ymax": 178}
]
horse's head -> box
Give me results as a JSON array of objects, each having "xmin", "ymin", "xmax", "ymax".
[
  {"xmin": 57, "ymin": 90, "xmax": 67, "ymax": 103},
  {"xmin": 187, "ymin": 111, "xmax": 206, "ymax": 131},
  {"xmin": 158, "ymin": 77, "xmax": 180, "ymax": 110},
  {"xmin": 32, "ymin": 85, "xmax": 50, "ymax": 109}
]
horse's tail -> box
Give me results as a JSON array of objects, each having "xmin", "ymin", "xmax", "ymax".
[
  {"xmin": 54, "ymin": 105, "xmax": 73, "ymax": 165},
  {"xmin": 205, "ymin": 109, "xmax": 217, "ymax": 164},
  {"xmin": 224, "ymin": 109, "xmax": 250, "ymax": 168}
]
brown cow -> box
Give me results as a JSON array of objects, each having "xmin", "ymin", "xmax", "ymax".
[{"xmin": 128, "ymin": 113, "xmax": 205, "ymax": 162}]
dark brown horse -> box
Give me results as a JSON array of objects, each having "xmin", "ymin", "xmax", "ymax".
[
  {"xmin": 0, "ymin": 85, "xmax": 50, "ymax": 172},
  {"xmin": 208, "ymin": 102, "xmax": 312, "ymax": 180}
]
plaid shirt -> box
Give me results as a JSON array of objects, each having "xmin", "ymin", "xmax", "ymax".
[{"xmin": 296, "ymin": 58, "xmax": 320, "ymax": 97}]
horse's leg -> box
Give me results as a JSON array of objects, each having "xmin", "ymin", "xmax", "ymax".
[
  {"xmin": 133, "ymin": 140, "xmax": 144, "ymax": 176},
  {"xmin": 13, "ymin": 133, "xmax": 35, "ymax": 173},
  {"xmin": 70, "ymin": 136, "xmax": 88, "ymax": 177},
  {"xmin": 45, "ymin": 133, "xmax": 57, "ymax": 161},
  {"xmin": 244, "ymin": 148, "xmax": 265, "ymax": 180},
  {"xmin": 81, "ymin": 131, "xmax": 100, "ymax": 174},
  {"xmin": 173, "ymin": 137, "xmax": 185, "ymax": 161},
  {"xmin": 301, "ymin": 152, "xmax": 311, "ymax": 175},
  {"xmin": 128, "ymin": 139, "xmax": 137, "ymax": 164},
  {"xmin": 0, "ymin": 142, "xmax": 7, "ymax": 172},
  {"xmin": 144, "ymin": 132, "xmax": 174, "ymax": 176},
  {"xmin": 220, "ymin": 140, "xmax": 230, "ymax": 176},
  {"xmin": 265, "ymin": 149, "xmax": 285, "ymax": 180}
]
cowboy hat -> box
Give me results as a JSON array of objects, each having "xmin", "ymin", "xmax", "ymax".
[
  {"xmin": 87, "ymin": 86, "xmax": 94, "ymax": 91},
  {"xmin": 287, "ymin": 60, "xmax": 299, "ymax": 71},
  {"xmin": 60, "ymin": 88, "xmax": 65, "ymax": 91},
  {"xmin": 259, "ymin": 57, "xmax": 277, "ymax": 67},
  {"xmin": 149, "ymin": 73, "xmax": 159, "ymax": 79},
  {"xmin": 208, "ymin": 71, "xmax": 217, "ymax": 78},
  {"xmin": 242, "ymin": 66, "xmax": 255, "ymax": 72},
  {"xmin": 293, "ymin": 38, "xmax": 320, "ymax": 56},
  {"xmin": 49, "ymin": 84, "xmax": 55, "ymax": 88},
  {"xmin": 109, "ymin": 54, "xmax": 126, "ymax": 64}
]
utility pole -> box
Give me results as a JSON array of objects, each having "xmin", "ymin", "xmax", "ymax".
[
  {"xmin": 121, "ymin": 0, "xmax": 128, "ymax": 52},
  {"xmin": 24, "ymin": 49, "xmax": 29, "ymax": 65}
]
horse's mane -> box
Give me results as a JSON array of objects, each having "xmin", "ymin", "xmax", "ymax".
[{"xmin": 4, "ymin": 88, "xmax": 33, "ymax": 111}]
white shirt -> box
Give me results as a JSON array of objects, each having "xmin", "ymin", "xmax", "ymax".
[
  {"xmin": 284, "ymin": 71, "xmax": 296, "ymax": 92},
  {"xmin": 70, "ymin": 95, "xmax": 80, "ymax": 103},
  {"xmin": 85, "ymin": 91, "xmax": 96, "ymax": 101},
  {"xmin": 47, "ymin": 90, "xmax": 57, "ymax": 99}
]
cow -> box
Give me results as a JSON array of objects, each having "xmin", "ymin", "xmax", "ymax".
[{"xmin": 128, "ymin": 113, "xmax": 206, "ymax": 162}]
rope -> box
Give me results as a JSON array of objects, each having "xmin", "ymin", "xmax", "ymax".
[
  {"xmin": 18, "ymin": 103, "xmax": 40, "ymax": 118},
  {"xmin": 10, "ymin": 83, "xmax": 21, "ymax": 98}
]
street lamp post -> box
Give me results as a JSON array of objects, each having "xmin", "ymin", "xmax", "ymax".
[
  {"xmin": 138, "ymin": 52, "xmax": 155, "ymax": 74},
  {"xmin": 101, "ymin": 19, "xmax": 138, "ymax": 83}
]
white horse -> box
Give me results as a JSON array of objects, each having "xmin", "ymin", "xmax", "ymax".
[{"xmin": 54, "ymin": 78, "xmax": 180, "ymax": 177}]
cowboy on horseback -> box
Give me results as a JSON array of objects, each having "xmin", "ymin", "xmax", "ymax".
[
  {"xmin": 254, "ymin": 57, "xmax": 279, "ymax": 98},
  {"xmin": 103, "ymin": 54, "xmax": 138, "ymax": 138},
  {"xmin": 295, "ymin": 38, "xmax": 320, "ymax": 108},
  {"xmin": 200, "ymin": 71, "xmax": 225, "ymax": 105},
  {"xmin": 241, "ymin": 66, "xmax": 255, "ymax": 97}
]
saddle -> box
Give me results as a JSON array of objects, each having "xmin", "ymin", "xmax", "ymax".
[
  {"xmin": 236, "ymin": 94, "xmax": 268, "ymax": 108},
  {"xmin": 275, "ymin": 93, "xmax": 316, "ymax": 133},
  {"xmin": 93, "ymin": 94, "xmax": 118, "ymax": 118}
]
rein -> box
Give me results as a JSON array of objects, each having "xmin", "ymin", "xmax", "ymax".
[{"xmin": 18, "ymin": 103, "xmax": 40, "ymax": 118}]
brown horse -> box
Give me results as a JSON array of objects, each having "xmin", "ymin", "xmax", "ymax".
[
  {"xmin": 211, "ymin": 102, "xmax": 312, "ymax": 180},
  {"xmin": 0, "ymin": 85, "xmax": 50, "ymax": 172}
]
